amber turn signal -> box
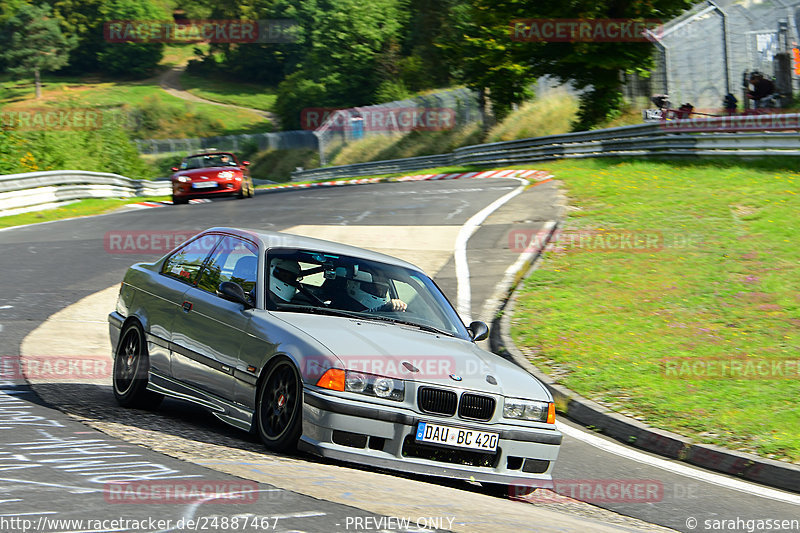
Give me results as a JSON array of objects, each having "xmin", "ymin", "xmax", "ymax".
[{"xmin": 316, "ymin": 368, "xmax": 345, "ymax": 391}]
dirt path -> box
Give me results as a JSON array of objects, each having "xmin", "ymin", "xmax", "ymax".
[{"xmin": 158, "ymin": 65, "xmax": 280, "ymax": 127}]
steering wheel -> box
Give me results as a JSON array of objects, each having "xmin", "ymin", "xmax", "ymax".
[{"xmin": 294, "ymin": 282, "xmax": 329, "ymax": 307}]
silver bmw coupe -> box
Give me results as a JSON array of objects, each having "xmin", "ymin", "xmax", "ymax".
[{"xmin": 109, "ymin": 227, "xmax": 561, "ymax": 488}]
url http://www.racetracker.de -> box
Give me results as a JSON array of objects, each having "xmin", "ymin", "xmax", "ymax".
[
  {"xmin": 686, "ymin": 516, "xmax": 800, "ymax": 532},
  {"xmin": 0, "ymin": 515, "xmax": 290, "ymax": 532}
]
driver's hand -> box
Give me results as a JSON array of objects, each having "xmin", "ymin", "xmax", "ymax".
[{"xmin": 387, "ymin": 299, "xmax": 407, "ymax": 312}]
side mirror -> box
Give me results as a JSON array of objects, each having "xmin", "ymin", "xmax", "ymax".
[
  {"xmin": 171, "ymin": 167, "xmax": 179, "ymax": 172},
  {"xmin": 468, "ymin": 321, "xmax": 489, "ymax": 342},
  {"xmin": 218, "ymin": 281, "xmax": 253, "ymax": 308},
  {"xmin": 242, "ymin": 161, "xmax": 250, "ymax": 166}
]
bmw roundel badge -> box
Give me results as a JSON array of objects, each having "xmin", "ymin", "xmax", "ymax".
[{"xmin": 449, "ymin": 374, "xmax": 462, "ymax": 381}]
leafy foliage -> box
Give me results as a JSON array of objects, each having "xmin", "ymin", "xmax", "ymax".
[
  {"xmin": 1, "ymin": 4, "xmax": 76, "ymax": 96},
  {"xmin": 95, "ymin": 0, "xmax": 167, "ymax": 77}
]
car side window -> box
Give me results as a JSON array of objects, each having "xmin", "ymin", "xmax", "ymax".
[
  {"xmin": 162, "ymin": 234, "xmax": 221, "ymax": 285},
  {"xmin": 196, "ymin": 236, "xmax": 259, "ymax": 303}
]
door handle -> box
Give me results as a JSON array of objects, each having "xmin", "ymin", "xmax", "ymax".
[{"xmin": 182, "ymin": 301, "xmax": 193, "ymax": 312}]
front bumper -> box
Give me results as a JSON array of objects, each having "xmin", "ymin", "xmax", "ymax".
[
  {"xmin": 173, "ymin": 182, "xmax": 242, "ymax": 198},
  {"xmin": 300, "ymin": 388, "xmax": 561, "ymax": 486}
]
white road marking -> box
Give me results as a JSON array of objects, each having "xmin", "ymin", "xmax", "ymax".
[
  {"xmin": 455, "ymin": 178, "xmax": 527, "ymax": 323},
  {"xmin": 271, "ymin": 511, "xmax": 327, "ymax": 519},
  {"xmin": 0, "ymin": 305, "xmax": 12, "ymax": 310},
  {"xmin": 0, "ymin": 477, "xmax": 101, "ymax": 494},
  {"xmin": 478, "ymin": 220, "xmax": 557, "ymax": 324},
  {"xmin": 557, "ymin": 421, "xmax": 800, "ymax": 506}
]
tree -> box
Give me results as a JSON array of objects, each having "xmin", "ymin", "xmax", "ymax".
[
  {"xmin": 95, "ymin": 0, "xmax": 167, "ymax": 78},
  {"xmin": 1, "ymin": 4, "xmax": 76, "ymax": 98},
  {"xmin": 444, "ymin": 0, "xmax": 693, "ymax": 130},
  {"xmin": 438, "ymin": 1, "xmax": 535, "ymax": 130},
  {"xmin": 272, "ymin": 0, "xmax": 408, "ymax": 127}
]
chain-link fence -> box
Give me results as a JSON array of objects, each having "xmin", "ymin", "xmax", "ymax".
[
  {"xmin": 641, "ymin": 0, "xmax": 800, "ymax": 110},
  {"xmin": 314, "ymin": 88, "xmax": 482, "ymax": 165},
  {"xmin": 134, "ymin": 130, "xmax": 318, "ymax": 156}
]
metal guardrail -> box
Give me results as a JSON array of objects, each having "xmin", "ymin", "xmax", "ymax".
[
  {"xmin": 291, "ymin": 117, "xmax": 800, "ymax": 181},
  {"xmin": 290, "ymin": 153, "xmax": 454, "ymax": 181},
  {"xmin": 0, "ymin": 171, "xmax": 171, "ymax": 217}
]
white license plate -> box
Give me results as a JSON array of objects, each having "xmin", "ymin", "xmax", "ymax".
[
  {"xmin": 192, "ymin": 182, "xmax": 217, "ymax": 189},
  {"xmin": 415, "ymin": 422, "xmax": 498, "ymax": 452}
]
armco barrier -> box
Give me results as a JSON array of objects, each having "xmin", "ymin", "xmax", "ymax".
[
  {"xmin": 0, "ymin": 171, "xmax": 171, "ymax": 217},
  {"xmin": 291, "ymin": 116, "xmax": 800, "ymax": 181},
  {"xmin": 290, "ymin": 153, "xmax": 454, "ymax": 181}
]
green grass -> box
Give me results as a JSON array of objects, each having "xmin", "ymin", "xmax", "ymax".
[
  {"xmin": 0, "ymin": 75, "xmax": 268, "ymax": 138},
  {"xmin": 487, "ymin": 89, "xmax": 579, "ymax": 142},
  {"xmin": 161, "ymin": 44, "xmax": 209, "ymax": 67},
  {"xmin": 0, "ymin": 197, "xmax": 169, "ymax": 229},
  {"xmin": 329, "ymin": 124, "xmax": 483, "ymax": 166},
  {"xmin": 510, "ymin": 159, "xmax": 800, "ymax": 463},
  {"xmin": 180, "ymin": 72, "xmax": 277, "ymax": 112}
]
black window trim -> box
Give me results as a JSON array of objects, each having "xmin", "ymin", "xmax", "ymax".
[{"xmin": 193, "ymin": 234, "xmax": 260, "ymax": 302}]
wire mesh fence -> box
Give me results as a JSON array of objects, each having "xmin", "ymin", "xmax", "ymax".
[{"xmin": 134, "ymin": 130, "xmax": 318, "ymax": 156}]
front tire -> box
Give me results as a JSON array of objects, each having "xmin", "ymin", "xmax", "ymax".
[
  {"xmin": 112, "ymin": 323, "xmax": 163, "ymax": 409},
  {"xmin": 255, "ymin": 358, "xmax": 302, "ymax": 452},
  {"xmin": 172, "ymin": 195, "xmax": 188, "ymax": 205}
]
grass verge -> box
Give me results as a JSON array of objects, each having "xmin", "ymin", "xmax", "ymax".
[
  {"xmin": 0, "ymin": 75, "xmax": 268, "ymax": 138},
  {"xmin": 180, "ymin": 72, "xmax": 277, "ymax": 112},
  {"xmin": 509, "ymin": 158, "xmax": 800, "ymax": 463},
  {"xmin": 0, "ymin": 197, "xmax": 168, "ymax": 229}
]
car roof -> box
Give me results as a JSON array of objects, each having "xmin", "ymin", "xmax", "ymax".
[{"xmin": 202, "ymin": 227, "xmax": 423, "ymax": 273}]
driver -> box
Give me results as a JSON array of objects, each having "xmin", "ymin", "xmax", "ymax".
[
  {"xmin": 344, "ymin": 271, "xmax": 407, "ymax": 312},
  {"xmin": 220, "ymin": 154, "xmax": 237, "ymax": 166},
  {"xmin": 269, "ymin": 258, "xmax": 301, "ymax": 303}
]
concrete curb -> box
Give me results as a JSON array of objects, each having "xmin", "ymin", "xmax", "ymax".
[{"xmin": 487, "ymin": 188, "xmax": 800, "ymax": 496}]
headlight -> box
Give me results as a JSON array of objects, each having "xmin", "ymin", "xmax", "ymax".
[
  {"xmin": 316, "ymin": 368, "xmax": 404, "ymax": 401},
  {"xmin": 218, "ymin": 171, "xmax": 234, "ymax": 179},
  {"xmin": 345, "ymin": 370, "xmax": 404, "ymax": 401},
  {"xmin": 176, "ymin": 176, "xmax": 191, "ymax": 183},
  {"xmin": 344, "ymin": 372, "xmax": 367, "ymax": 393},
  {"xmin": 503, "ymin": 398, "xmax": 553, "ymax": 422}
]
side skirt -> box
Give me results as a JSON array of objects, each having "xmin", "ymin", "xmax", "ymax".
[{"xmin": 148, "ymin": 370, "xmax": 254, "ymax": 432}]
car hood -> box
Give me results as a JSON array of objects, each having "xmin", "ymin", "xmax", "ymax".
[
  {"xmin": 174, "ymin": 167, "xmax": 240, "ymax": 179},
  {"xmin": 270, "ymin": 312, "xmax": 551, "ymax": 400}
]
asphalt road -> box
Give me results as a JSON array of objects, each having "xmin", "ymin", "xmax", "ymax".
[{"xmin": 0, "ymin": 178, "xmax": 798, "ymax": 533}]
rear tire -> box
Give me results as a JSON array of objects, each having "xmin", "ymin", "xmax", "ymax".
[
  {"xmin": 255, "ymin": 358, "xmax": 302, "ymax": 452},
  {"xmin": 112, "ymin": 322, "xmax": 163, "ymax": 410}
]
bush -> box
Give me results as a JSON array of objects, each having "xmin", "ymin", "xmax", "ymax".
[
  {"xmin": 274, "ymin": 71, "xmax": 333, "ymax": 130},
  {"xmin": 96, "ymin": 0, "xmax": 167, "ymax": 78},
  {"xmin": 126, "ymin": 96, "xmax": 227, "ymax": 139},
  {"xmin": 1, "ymin": 112, "xmax": 151, "ymax": 178}
]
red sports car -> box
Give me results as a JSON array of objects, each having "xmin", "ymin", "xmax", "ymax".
[{"xmin": 170, "ymin": 151, "xmax": 255, "ymax": 205}]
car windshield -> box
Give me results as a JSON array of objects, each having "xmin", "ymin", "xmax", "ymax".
[
  {"xmin": 180, "ymin": 154, "xmax": 238, "ymax": 170},
  {"xmin": 266, "ymin": 249, "xmax": 470, "ymax": 340}
]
